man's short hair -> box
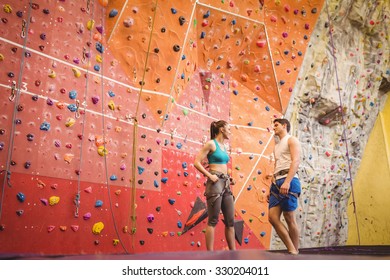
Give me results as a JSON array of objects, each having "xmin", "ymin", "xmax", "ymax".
[{"xmin": 274, "ymin": 118, "xmax": 290, "ymax": 132}]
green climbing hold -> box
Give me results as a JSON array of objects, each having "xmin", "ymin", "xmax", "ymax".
[{"xmin": 183, "ymin": 108, "xmax": 189, "ymax": 116}]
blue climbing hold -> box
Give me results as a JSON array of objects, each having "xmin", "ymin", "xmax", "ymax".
[
  {"xmin": 182, "ymin": 162, "xmax": 187, "ymax": 169},
  {"xmin": 17, "ymin": 192, "xmax": 25, "ymax": 202},
  {"xmin": 203, "ymin": 10, "xmax": 210, "ymax": 18},
  {"xmin": 161, "ymin": 177, "xmax": 168, "ymax": 183},
  {"xmin": 176, "ymin": 143, "xmax": 182, "ymax": 149},
  {"xmin": 110, "ymin": 175, "xmax": 117, "ymax": 181},
  {"xmin": 69, "ymin": 90, "xmax": 77, "ymax": 99},
  {"xmin": 96, "ymin": 42, "xmax": 104, "ymax": 53},
  {"xmin": 183, "ymin": 172, "xmax": 188, "ymax": 177},
  {"xmin": 67, "ymin": 104, "xmax": 77, "ymax": 112},
  {"xmin": 154, "ymin": 180, "xmax": 159, "ymax": 188},
  {"xmin": 95, "ymin": 200, "xmax": 103, "ymax": 207},
  {"xmin": 177, "ymin": 221, "xmax": 182, "ymax": 228},
  {"xmin": 40, "ymin": 122, "xmax": 50, "ymax": 131},
  {"xmin": 233, "ymin": 90, "xmax": 238, "ymax": 95},
  {"xmin": 138, "ymin": 166, "xmax": 145, "ymax": 175},
  {"xmin": 163, "ymin": 168, "xmax": 168, "ymax": 174},
  {"xmin": 200, "ymin": 31, "xmax": 206, "ymax": 39},
  {"xmin": 260, "ymin": 231, "xmax": 266, "ymax": 237},
  {"xmin": 265, "ymin": 106, "xmax": 270, "ymax": 111},
  {"xmin": 109, "ymin": 9, "xmax": 118, "ymax": 18},
  {"xmin": 244, "ymin": 237, "xmax": 249, "ymax": 244},
  {"xmin": 94, "ymin": 65, "xmax": 100, "ymax": 71},
  {"xmin": 171, "ymin": 8, "xmax": 177, "ymax": 14},
  {"xmin": 168, "ymin": 198, "xmax": 176, "ymax": 205}
]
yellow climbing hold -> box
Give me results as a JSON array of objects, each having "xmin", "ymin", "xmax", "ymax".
[
  {"xmin": 49, "ymin": 196, "xmax": 60, "ymax": 206},
  {"xmin": 96, "ymin": 54, "xmax": 103, "ymax": 63},
  {"xmin": 97, "ymin": 145, "xmax": 108, "ymax": 156},
  {"xmin": 0, "ymin": 53, "xmax": 4, "ymax": 61},
  {"xmin": 3, "ymin": 4, "xmax": 12, "ymax": 13},
  {"xmin": 72, "ymin": 67, "xmax": 81, "ymax": 78},
  {"xmin": 64, "ymin": 153, "xmax": 74, "ymax": 164},
  {"xmin": 113, "ymin": 239, "xmax": 120, "ymax": 246},
  {"xmin": 108, "ymin": 100, "xmax": 115, "ymax": 110},
  {"xmin": 65, "ymin": 117, "xmax": 76, "ymax": 127},
  {"xmin": 92, "ymin": 222, "xmax": 104, "ymax": 235},
  {"xmin": 48, "ymin": 70, "xmax": 56, "ymax": 78},
  {"xmin": 87, "ymin": 19, "xmax": 95, "ymax": 30}
]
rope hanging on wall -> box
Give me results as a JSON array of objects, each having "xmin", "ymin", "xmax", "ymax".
[
  {"xmin": 0, "ymin": 0, "xmax": 33, "ymax": 222},
  {"xmin": 324, "ymin": 0, "xmax": 361, "ymax": 245}
]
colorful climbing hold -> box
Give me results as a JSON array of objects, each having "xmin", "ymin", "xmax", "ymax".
[{"xmin": 92, "ymin": 222, "xmax": 104, "ymax": 234}]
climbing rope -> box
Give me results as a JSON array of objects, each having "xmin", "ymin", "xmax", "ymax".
[
  {"xmin": 73, "ymin": 0, "xmax": 95, "ymax": 219},
  {"xmin": 96, "ymin": 3, "xmax": 129, "ymax": 254},
  {"xmin": 324, "ymin": 0, "xmax": 361, "ymax": 245},
  {"xmin": 128, "ymin": 0, "xmax": 160, "ymax": 250},
  {"xmin": 0, "ymin": 0, "xmax": 33, "ymax": 222}
]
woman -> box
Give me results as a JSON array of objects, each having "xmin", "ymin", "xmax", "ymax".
[{"xmin": 194, "ymin": 120, "xmax": 236, "ymax": 251}]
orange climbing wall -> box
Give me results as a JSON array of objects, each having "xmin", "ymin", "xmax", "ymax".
[{"xmin": 0, "ymin": 0, "xmax": 323, "ymax": 255}]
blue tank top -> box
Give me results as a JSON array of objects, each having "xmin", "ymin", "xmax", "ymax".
[{"xmin": 207, "ymin": 139, "xmax": 230, "ymax": 164}]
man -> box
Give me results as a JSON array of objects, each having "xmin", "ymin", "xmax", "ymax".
[{"xmin": 267, "ymin": 118, "xmax": 301, "ymax": 255}]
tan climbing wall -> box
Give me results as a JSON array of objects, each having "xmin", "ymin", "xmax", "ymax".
[{"xmin": 283, "ymin": 0, "xmax": 390, "ymax": 249}]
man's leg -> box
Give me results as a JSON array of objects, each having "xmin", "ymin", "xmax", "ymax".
[
  {"xmin": 283, "ymin": 210, "xmax": 299, "ymax": 252},
  {"xmin": 269, "ymin": 205, "xmax": 297, "ymax": 253}
]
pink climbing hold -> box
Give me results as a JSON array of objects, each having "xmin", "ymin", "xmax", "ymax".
[
  {"xmin": 83, "ymin": 212, "xmax": 91, "ymax": 220},
  {"xmin": 40, "ymin": 198, "xmax": 48, "ymax": 206},
  {"xmin": 147, "ymin": 214, "xmax": 154, "ymax": 223},
  {"xmin": 47, "ymin": 225, "xmax": 55, "ymax": 232},
  {"xmin": 256, "ymin": 40, "xmax": 266, "ymax": 47},
  {"xmin": 71, "ymin": 225, "xmax": 79, "ymax": 232}
]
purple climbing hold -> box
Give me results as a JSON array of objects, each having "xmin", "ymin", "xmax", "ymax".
[
  {"xmin": 83, "ymin": 212, "xmax": 91, "ymax": 220},
  {"xmin": 147, "ymin": 214, "xmax": 154, "ymax": 223}
]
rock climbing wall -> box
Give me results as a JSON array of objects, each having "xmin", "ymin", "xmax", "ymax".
[
  {"xmin": 0, "ymin": 0, "xmax": 325, "ymax": 255},
  {"xmin": 283, "ymin": 0, "xmax": 390, "ymax": 249},
  {"xmin": 347, "ymin": 96, "xmax": 390, "ymax": 245}
]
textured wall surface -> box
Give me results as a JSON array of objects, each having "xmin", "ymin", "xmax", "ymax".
[
  {"xmin": 282, "ymin": 0, "xmax": 390, "ymax": 249},
  {"xmin": 4, "ymin": 0, "xmax": 389, "ymax": 256}
]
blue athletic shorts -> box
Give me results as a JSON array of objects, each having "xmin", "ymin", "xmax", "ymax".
[{"xmin": 269, "ymin": 177, "xmax": 301, "ymax": 211}]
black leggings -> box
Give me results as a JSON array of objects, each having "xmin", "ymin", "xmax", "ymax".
[{"xmin": 205, "ymin": 172, "xmax": 235, "ymax": 227}]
